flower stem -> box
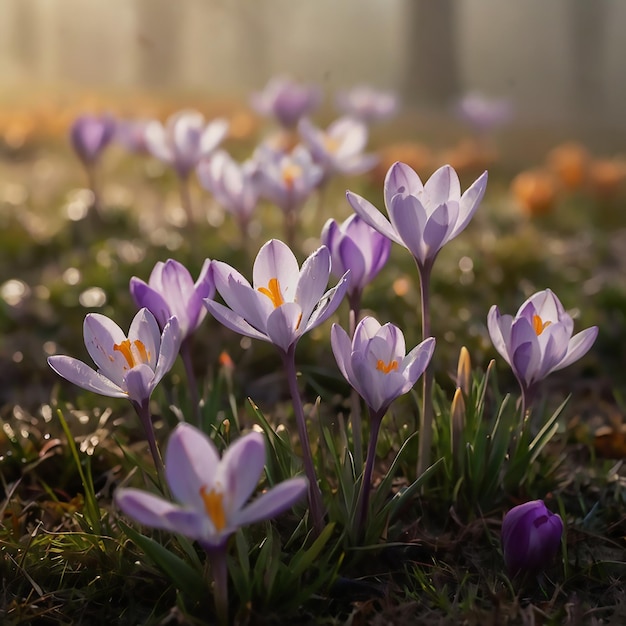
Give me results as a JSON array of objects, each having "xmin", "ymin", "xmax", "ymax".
[
  {"xmin": 179, "ymin": 175, "xmax": 195, "ymax": 225},
  {"xmin": 281, "ymin": 346, "xmax": 325, "ymax": 536},
  {"xmin": 348, "ymin": 291, "xmax": 363, "ymax": 472},
  {"xmin": 132, "ymin": 399, "xmax": 165, "ymax": 484},
  {"xmin": 180, "ymin": 337, "xmax": 201, "ymax": 426},
  {"xmin": 354, "ymin": 408, "xmax": 383, "ymax": 538},
  {"xmin": 416, "ymin": 261, "xmax": 434, "ymax": 478},
  {"xmin": 205, "ymin": 545, "xmax": 229, "ymax": 626},
  {"xmin": 86, "ymin": 163, "xmax": 102, "ymax": 217}
]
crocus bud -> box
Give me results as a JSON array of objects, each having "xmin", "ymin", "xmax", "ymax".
[
  {"xmin": 456, "ymin": 346, "xmax": 472, "ymax": 396},
  {"xmin": 501, "ymin": 500, "xmax": 563, "ymax": 576}
]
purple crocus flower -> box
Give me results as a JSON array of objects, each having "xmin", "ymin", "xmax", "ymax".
[
  {"xmin": 331, "ymin": 317, "xmax": 435, "ymax": 417},
  {"xmin": 116, "ymin": 423, "xmax": 307, "ymax": 549},
  {"xmin": 501, "ymin": 500, "xmax": 563, "ymax": 576},
  {"xmin": 69, "ymin": 114, "xmax": 116, "ymax": 165},
  {"xmin": 321, "ymin": 215, "xmax": 391, "ymax": 301},
  {"xmin": 116, "ymin": 422, "xmax": 307, "ymax": 624},
  {"xmin": 487, "ymin": 289, "xmax": 598, "ymax": 401},
  {"xmin": 196, "ymin": 150, "xmax": 259, "ymax": 228},
  {"xmin": 130, "ymin": 259, "xmax": 214, "ymax": 341},
  {"xmin": 335, "ymin": 85, "xmax": 399, "ymax": 124},
  {"xmin": 205, "ymin": 239, "xmax": 348, "ymax": 354},
  {"xmin": 48, "ymin": 309, "xmax": 181, "ymax": 471},
  {"xmin": 250, "ymin": 76, "xmax": 322, "ymax": 128},
  {"xmin": 455, "ymin": 91, "xmax": 513, "ymax": 134},
  {"xmin": 48, "ymin": 308, "xmax": 180, "ymax": 406},
  {"xmin": 346, "ymin": 162, "xmax": 488, "ymax": 271},
  {"xmin": 145, "ymin": 110, "xmax": 229, "ymax": 179},
  {"xmin": 298, "ymin": 116, "xmax": 378, "ymax": 178},
  {"xmin": 254, "ymin": 144, "xmax": 323, "ymax": 214}
]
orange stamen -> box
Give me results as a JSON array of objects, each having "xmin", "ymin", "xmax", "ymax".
[
  {"xmin": 376, "ymin": 359, "xmax": 399, "ymax": 374},
  {"xmin": 200, "ymin": 486, "xmax": 227, "ymax": 532},
  {"xmin": 258, "ymin": 277, "xmax": 285, "ymax": 308},
  {"xmin": 281, "ymin": 163, "xmax": 302, "ymax": 190},
  {"xmin": 113, "ymin": 339, "xmax": 151, "ymax": 369},
  {"xmin": 532, "ymin": 314, "xmax": 551, "ymax": 335}
]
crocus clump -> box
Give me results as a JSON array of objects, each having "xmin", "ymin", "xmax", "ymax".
[
  {"xmin": 501, "ymin": 500, "xmax": 563, "ymax": 576},
  {"xmin": 487, "ymin": 289, "xmax": 598, "ymax": 410},
  {"xmin": 116, "ymin": 423, "xmax": 307, "ymax": 624}
]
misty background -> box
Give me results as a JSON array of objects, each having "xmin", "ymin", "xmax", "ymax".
[{"xmin": 0, "ymin": 0, "xmax": 622, "ymax": 135}]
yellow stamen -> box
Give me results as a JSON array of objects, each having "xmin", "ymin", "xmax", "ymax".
[
  {"xmin": 258, "ymin": 277, "xmax": 285, "ymax": 308},
  {"xmin": 376, "ymin": 359, "xmax": 399, "ymax": 374},
  {"xmin": 200, "ymin": 486, "xmax": 227, "ymax": 532},
  {"xmin": 281, "ymin": 163, "xmax": 302, "ymax": 190},
  {"xmin": 532, "ymin": 314, "xmax": 551, "ymax": 335},
  {"xmin": 113, "ymin": 339, "xmax": 151, "ymax": 369},
  {"xmin": 323, "ymin": 134, "xmax": 340, "ymax": 154},
  {"xmin": 295, "ymin": 312, "xmax": 303, "ymax": 330}
]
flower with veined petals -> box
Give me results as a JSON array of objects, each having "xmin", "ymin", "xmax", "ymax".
[
  {"xmin": 205, "ymin": 239, "xmax": 349, "ymax": 353},
  {"xmin": 254, "ymin": 144, "xmax": 323, "ymax": 215},
  {"xmin": 69, "ymin": 114, "xmax": 116, "ymax": 165},
  {"xmin": 298, "ymin": 116, "xmax": 378, "ymax": 178},
  {"xmin": 501, "ymin": 500, "xmax": 563, "ymax": 576},
  {"xmin": 250, "ymin": 76, "xmax": 322, "ymax": 128},
  {"xmin": 116, "ymin": 423, "xmax": 307, "ymax": 549},
  {"xmin": 487, "ymin": 289, "xmax": 598, "ymax": 394},
  {"xmin": 196, "ymin": 150, "xmax": 259, "ymax": 225},
  {"xmin": 335, "ymin": 85, "xmax": 399, "ymax": 124},
  {"xmin": 47, "ymin": 308, "xmax": 181, "ymax": 407},
  {"xmin": 346, "ymin": 161, "xmax": 488, "ymax": 269},
  {"xmin": 331, "ymin": 317, "xmax": 435, "ymax": 416},
  {"xmin": 145, "ymin": 110, "xmax": 229, "ymax": 179},
  {"xmin": 321, "ymin": 215, "xmax": 391, "ymax": 299},
  {"xmin": 130, "ymin": 259, "xmax": 214, "ymax": 341}
]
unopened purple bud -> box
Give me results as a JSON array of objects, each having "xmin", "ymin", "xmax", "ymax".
[{"xmin": 501, "ymin": 500, "xmax": 563, "ymax": 576}]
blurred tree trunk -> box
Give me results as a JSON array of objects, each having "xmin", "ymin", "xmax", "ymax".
[
  {"xmin": 567, "ymin": 0, "xmax": 608, "ymax": 116},
  {"xmin": 403, "ymin": 0, "xmax": 461, "ymax": 106},
  {"xmin": 13, "ymin": 0, "xmax": 39, "ymax": 74},
  {"xmin": 135, "ymin": 0, "xmax": 184, "ymax": 88}
]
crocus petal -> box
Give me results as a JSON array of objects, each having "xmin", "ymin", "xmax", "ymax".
[
  {"xmin": 402, "ymin": 337, "xmax": 436, "ymax": 386},
  {"xmin": 83, "ymin": 313, "xmax": 128, "ymax": 386},
  {"xmin": 116, "ymin": 488, "xmax": 206, "ymax": 539},
  {"xmin": 128, "ymin": 309, "xmax": 161, "ymax": 370},
  {"xmin": 144, "ymin": 121, "xmax": 173, "ymax": 164},
  {"xmin": 552, "ymin": 326, "xmax": 598, "ymax": 371},
  {"xmin": 200, "ymin": 118, "xmax": 229, "ymax": 154},
  {"xmin": 295, "ymin": 246, "xmax": 332, "ymax": 322},
  {"xmin": 225, "ymin": 276, "xmax": 273, "ymax": 333},
  {"xmin": 130, "ymin": 278, "xmax": 171, "ymax": 330},
  {"xmin": 253, "ymin": 239, "xmax": 300, "ymax": 301},
  {"xmin": 266, "ymin": 302, "xmax": 303, "ymax": 351},
  {"xmin": 165, "ymin": 423, "xmax": 220, "ymax": 510},
  {"xmin": 384, "ymin": 161, "xmax": 424, "ymax": 200},
  {"xmin": 487, "ymin": 307, "xmax": 513, "ymax": 366},
  {"xmin": 452, "ymin": 170, "xmax": 488, "ymax": 238},
  {"xmin": 423, "ymin": 164, "xmax": 461, "ymax": 206},
  {"xmin": 153, "ymin": 316, "xmax": 182, "ymax": 384},
  {"xmin": 331, "ymin": 323, "xmax": 356, "ymax": 384},
  {"xmin": 337, "ymin": 236, "xmax": 366, "ymax": 292},
  {"xmin": 346, "ymin": 191, "xmax": 404, "ymax": 246},
  {"xmin": 387, "ymin": 193, "xmax": 429, "ymax": 263},
  {"xmin": 124, "ymin": 364, "xmax": 156, "ymax": 405},
  {"xmin": 235, "ymin": 477, "xmax": 308, "ymax": 526},
  {"xmin": 216, "ymin": 432, "xmax": 266, "ymax": 512},
  {"xmin": 204, "ymin": 299, "xmax": 269, "ymax": 343},
  {"xmin": 47, "ymin": 356, "xmax": 127, "ymax": 398},
  {"xmin": 303, "ymin": 272, "xmax": 350, "ymax": 333}
]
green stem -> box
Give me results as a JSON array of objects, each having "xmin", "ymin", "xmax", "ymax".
[
  {"xmin": 348, "ymin": 291, "xmax": 363, "ymax": 472},
  {"xmin": 179, "ymin": 175, "xmax": 195, "ymax": 225},
  {"xmin": 416, "ymin": 261, "xmax": 434, "ymax": 478},
  {"xmin": 132, "ymin": 399, "xmax": 165, "ymax": 486},
  {"xmin": 281, "ymin": 345, "xmax": 325, "ymax": 536}
]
